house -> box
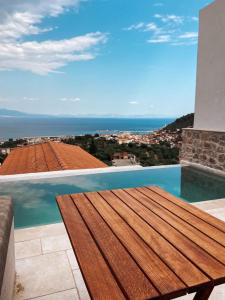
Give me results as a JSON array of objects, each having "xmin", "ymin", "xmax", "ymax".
[
  {"xmin": 0, "ymin": 148, "xmax": 11, "ymax": 155},
  {"xmin": 0, "ymin": 141, "xmax": 107, "ymax": 175},
  {"xmin": 112, "ymin": 152, "xmax": 139, "ymax": 167}
]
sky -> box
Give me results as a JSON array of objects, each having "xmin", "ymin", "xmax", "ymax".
[{"xmin": 0, "ymin": 0, "xmax": 213, "ymax": 117}]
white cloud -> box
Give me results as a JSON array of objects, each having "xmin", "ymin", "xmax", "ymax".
[
  {"xmin": 125, "ymin": 21, "xmax": 161, "ymax": 34},
  {"xmin": 0, "ymin": 12, "xmax": 53, "ymax": 41},
  {"xmin": 171, "ymin": 32, "xmax": 198, "ymax": 46},
  {"xmin": 0, "ymin": 97, "xmax": 8, "ymax": 103},
  {"xmin": 125, "ymin": 14, "xmax": 198, "ymax": 46},
  {"xmin": 0, "ymin": 0, "xmax": 108, "ymax": 75},
  {"xmin": 23, "ymin": 97, "xmax": 39, "ymax": 101},
  {"xmin": 144, "ymin": 22, "xmax": 160, "ymax": 32},
  {"xmin": 124, "ymin": 23, "xmax": 145, "ymax": 31},
  {"xmin": 60, "ymin": 97, "xmax": 81, "ymax": 102},
  {"xmin": 129, "ymin": 101, "xmax": 139, "ymax": 105},
  {"xmin": 0, "ymin": 32, "xmax": 107, "ymax": 75},
  {"xmin": 148, "ymin": 35, "xmax": 171, "ymax": 44},
  {"xmin": 154, "ymin": 14, "xmax": 184, "ymax": 25},
  {"xmin": 0, "ymin": 0, "xmax": 81, "ymax": 41},
  {"xmin": 179, "ymin": 32, "xmax": 198, "ymax": 39},
  {"xmin": 191, "ymin": 17, "xmax": 199, "ymax": 22}
]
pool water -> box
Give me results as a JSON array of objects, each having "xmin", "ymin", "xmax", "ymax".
[{"xmin": 0, "ymin": 165, "xmax": 225, "ymax": 228}]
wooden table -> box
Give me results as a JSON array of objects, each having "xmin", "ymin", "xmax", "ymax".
[{"xmin": 56, "ymin": 186, "xmax": 225, "ymax": 300}]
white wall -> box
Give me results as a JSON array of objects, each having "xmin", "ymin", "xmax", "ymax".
[{"xmin": 194, "ymin": 0, "xmax": 225, "ymax": 131}]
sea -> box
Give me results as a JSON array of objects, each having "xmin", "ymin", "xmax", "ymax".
[{"xmin": 0, "ymin": 117, "xmax": 174, "ymax": 140}]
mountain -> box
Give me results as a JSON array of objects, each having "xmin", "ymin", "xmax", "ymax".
[
  {"xmin": 0, "ymin": 109, "xmax": 177, "ymax": 119},
  {"xmin": 0, "ymin": 109, "xmax": 52, "ymax": 118},
  {"xmin": 0, "ymin": 109, "xmax": 31, "ymax": 117},
  {"xmin": 163, "ymin": 113, "xmax": 194, "ymax": 131}
]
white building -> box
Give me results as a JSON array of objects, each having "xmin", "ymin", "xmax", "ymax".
[
  {"xmin": 194, "ymin": 0, "xmax": 225, "ymax": 131},
  {"xmin": 181, "ymin": 0, "xmax": 225, "ymax": 172}
]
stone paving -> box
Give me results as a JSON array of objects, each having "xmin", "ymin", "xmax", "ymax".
[
  {"xmin": 14, "ymin": 199, "xmax": 225, "ymax": 300},
  {"xmin": 14, "ymin": 223, "xmax": 90, "ymax": 300}
]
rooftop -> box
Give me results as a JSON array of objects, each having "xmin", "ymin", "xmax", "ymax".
[{"xmin": 0, "ymin": 142, "xmax": 107, "ymax": 175}]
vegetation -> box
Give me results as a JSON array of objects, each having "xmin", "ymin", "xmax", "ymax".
[
  {"xmin": 0, "ymin": 153, "xmax": 7, "ymax": 164},
  {"xmin": 0, "ymin": 139, "xmax": 26, "ymax": 164},
  {"xmin": 0, "ymin": 114, "xmax": 194, "ymax": 167},
  {"xmin": 63, "ymin": 135, "xmax": 179, "ymax": 167},
  {"xmin": 0, "ymin": 138, "xmax": 27, "ymax": 148},
  {"xmin": 163, "ymin": 113, "xmax": 194, "ymax": 132},
  {"xmin": 63, "ymin": 113, "xmax": 195, "ymax": 167}
]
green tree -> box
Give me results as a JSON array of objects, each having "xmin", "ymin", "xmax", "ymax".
[{"xmin": 89, "ymin": 139, "xmax": 97, "ymax": 154}]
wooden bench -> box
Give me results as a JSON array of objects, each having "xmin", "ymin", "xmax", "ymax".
[{"xmin": 56, "ymin": 186, "xmax": 225, "ymax": 300}]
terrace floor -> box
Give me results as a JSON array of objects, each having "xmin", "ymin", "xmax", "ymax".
[{"xmin": 14, "ymin": 198, "xmax": 225, "ymax": 300}]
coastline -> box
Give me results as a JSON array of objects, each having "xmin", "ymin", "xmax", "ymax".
[{"xmin": 0, "ymin": 116, "xmax": 174, "ymax": 141}]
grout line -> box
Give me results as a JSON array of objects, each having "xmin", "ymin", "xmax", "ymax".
[
  {"xmin": 15, "ymin": 249, "xmax": 72, "ymax": 262},
  {"xmin": 65, "ymin": 249, "xmax": 80, "ymax": 271},
  {"xmin": 23, "ymin": 287, "xmax": 78, "ymax": 300},
  {"xmin": 39, "ymin": 238, "xmax": 43, "ymax": 255},
  {"xmin": 15, "ymin": 237, "xmax": 41, "ymax": 244},
  {"xmin": 14, "ymin": 224, "xmax": 67, "ymax": 243},
  {"xmin": 65, "ymin": 249, "xmax": 81, "ymax": 300}
]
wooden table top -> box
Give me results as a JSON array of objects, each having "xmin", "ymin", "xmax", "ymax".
[{"xmin": 56, "ymin": 186, "xmax": 225, "ymax": 300}]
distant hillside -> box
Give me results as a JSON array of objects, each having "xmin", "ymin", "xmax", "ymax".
[
  {"xmin": 163, "ymin": 113, "xmax": 194, "ymax": 131},
  {"xmin": 0, "ymin": 109, "xmax": 31, "ymax": 117},
  {"xmin": 0, "ymin": 109, "xmax": 52, "ymax": 118}
]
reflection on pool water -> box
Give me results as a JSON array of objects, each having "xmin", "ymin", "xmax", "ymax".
[{"xmin": 0, "ymin": 165, "xmax": 225, "ymax": 228}]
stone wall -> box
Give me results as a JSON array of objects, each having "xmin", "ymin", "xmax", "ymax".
[{"xmin": 180, "ymin": 128, "xmax": 225, "ymax": 172}]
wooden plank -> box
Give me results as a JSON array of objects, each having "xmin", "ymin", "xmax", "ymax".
[
  {"xmin": 71, "ymin": 193, "xmax": 159, "ymax": 300},
  {"xmin": 56, "ymin": 195, "xmax": 125, "ymax": 300},
  {"xmin": 99, "ymin": 189, "xmax": 209, "ymax": 289},
  {"xmin": 122, "ymin": 188, "xmax": 225, "ymax": 283},
  {"xmin": 134, "ymin": 187, "xmax": 225, "ymax": 275},
  {"xmin": 151, "ymin": 186, "xmax": 225, "ymax": 234},
  {"xmin": 85, "ymin": 191, "xmax": 187, "ymax": 299},
  {"xmin": 141, "ymin": 187, "xmax": 225, "ymax": 248}
]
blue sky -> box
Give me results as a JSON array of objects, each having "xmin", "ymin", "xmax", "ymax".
[{"xmin": 0, "ymin": 0, "xmax": 212, "ymax": 117}]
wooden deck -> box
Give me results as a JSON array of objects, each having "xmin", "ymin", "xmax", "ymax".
[{"xmin": 56, "ymin": 186, "xmax": 225, "ymax": 300}]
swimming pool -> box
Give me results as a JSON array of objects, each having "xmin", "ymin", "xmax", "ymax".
[{"xmin": 0, "ymin": 165, "xmax": 225, "ymax": 228}]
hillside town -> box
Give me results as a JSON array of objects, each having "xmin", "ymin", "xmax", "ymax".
[
  {"xmin": 0, "ymin": 130, "xmax": 181, "ymax": 167},
  {"xmin": 0, "ymin": 129, "xmax": 182, "ymax": 150},
  {"xmin": 102, "ymin": 129, "xmax": 182, "ymax": 148},
  {"xmin": 0, "ymin": 115, "xmax": 194, "ymax": 172},
  {"xmin": 0, "ymin": 114, "xmax": 193, "ymax": 167}
]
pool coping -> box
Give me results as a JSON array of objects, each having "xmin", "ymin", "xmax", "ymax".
[
  {"xmin": 180, "ymin": 160, "xmax": 225, "ymax": 178},
  {"xmin": 0, "ymin": 164, "xmax": 182, "ymax": 183}
]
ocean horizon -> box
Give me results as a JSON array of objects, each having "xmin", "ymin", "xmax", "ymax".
[{"xmin": 0, "ymin": 117, "xmax": 175, "ymax": 140}]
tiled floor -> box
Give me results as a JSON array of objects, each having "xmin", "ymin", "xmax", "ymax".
[
  {"xmin": 14, "ymin": 199, "xmax": 225, "ymax": 300},
  {"xmin": 14, "ymin": 223, "xmax": 90, "ymax": 300}
]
